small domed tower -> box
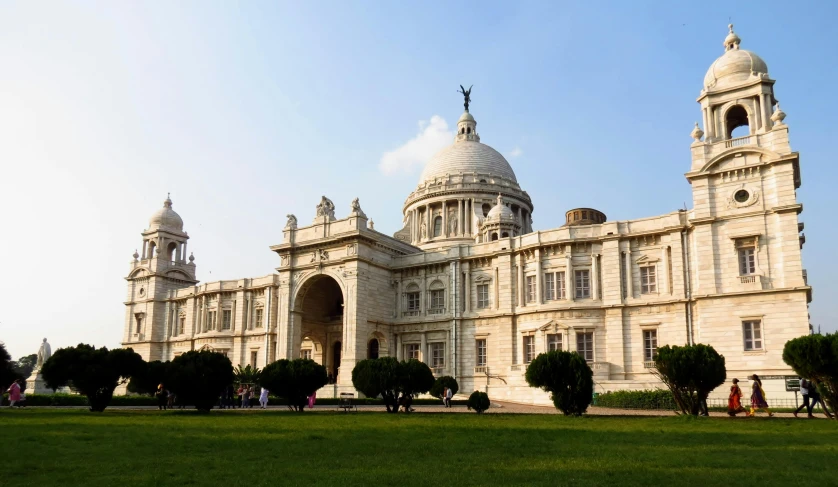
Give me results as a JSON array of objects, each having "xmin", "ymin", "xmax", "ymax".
[
  {"xmin": 123, "ymin": 195, "xmax": 197, "ymax": 359},
  {"xmin": 479, "ymin": 194, "xmax": 521, "ymax": 242}
]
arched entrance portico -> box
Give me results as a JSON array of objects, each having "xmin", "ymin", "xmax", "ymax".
[{"xmin": 293, "ymin": 274, "xmax": 346, "ymax": 384}]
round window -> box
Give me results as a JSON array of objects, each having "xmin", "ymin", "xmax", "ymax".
[
  {"xmin": 139, "ymin": 287, "xmax": 146, "ymax": 297},
  {"xmin": 734, "ymin": 189, "xmax": 750, "ymax": 203}
]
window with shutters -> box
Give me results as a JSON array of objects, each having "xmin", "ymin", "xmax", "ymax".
[
  {"xmin": 547, "ymin": 333, "xmax": 562, "ymax": 352},
  {"xmin": 743, "ymin": 320, "xmax": 763, "ymax": 350},
  {"xmin": 640, "ymin": 266, "xmax": 657, "ymax": 294}
]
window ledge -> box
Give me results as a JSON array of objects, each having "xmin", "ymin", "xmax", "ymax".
[{"xmin": 743, "ymin": 350, "xmax": 767, "ymax": 355}]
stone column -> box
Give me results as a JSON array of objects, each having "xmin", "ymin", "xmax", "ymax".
[
  {"xmin": 518, "ymin": 253, "xmax": 525, "ymax": 307},
  {"xmin": 468, "ymin": 198, "xmax": 474, "ymax": 236},
  {"xmin": 464, "ymin": 261, "xmax": 471, "ymax": 313},
  {"xmin": 141, "ymin": 240, "xmax": 147, "ymax": 259},
  {"xmin": 425, "ymin": 204, "xmax": 431, "ymax": 240},
  {"xmin": 761, "ymin": 94, "xmax": 772, "ymax": 131},
  {"xmin": 535, "ymin": 248, "xmax": 542, "ymax": 304},
  {"xmin": 566, "ymin": 250, "xmax": 574, "ymax": 301},
  {"xmin": 182, "ymin": 241, "xmax": 187, "ymax": 263},
  {"xmin": 625, "ymin": 248, "xmax": 634, "ymax": 300},
  {"xmin": 706, "ymin": 107, "xmax": 715, "ymax": 139},
  {"xmin": 592, "ymin": 253, "xmax": 599, "ymax": 300},
  {"xmin": 458, "ymin": 199, "xmax": 463, "ymax": 236},
  {"xmin": 442, "ymin": 200, "xmax": 448, "ymax": 237},
  {"xmin": 420, "ymin": 333, "xmax": 427, "ymax": 363},
  {"xmin": 517, "ymin": 207, "xmax": 522, "ymax": 231},
  {"xmin": 660, "ymin": 246, "xmax": 669, "ymax": 295},
  {"xmin": 421, "ymin": 267, "xmax": 427, "ymax": 316},
  {"xmin": 396, "ymin": 334, "xmax": 402, "ymax": 360}
]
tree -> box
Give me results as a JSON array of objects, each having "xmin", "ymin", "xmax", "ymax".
[
  {"xmin": 429, "ymin": 375, "xmax": 459, "ymax": 399},
  {"xmin": 233, "ymin": 364, "xmax": 262, "ymax": 386},
  {"xmin": 783, "ymin": 333, "xmax": 838, "ymax": 418},
  {"xmin": 13, "ymin": 354, "xmax": 37, "ymax": 379},
  {"xmin": 167, "ymin": 350, "xmax": 234, "ymax": 412},
  {"xmin": 525, "ymin": 351, "xmax": 593, "ymax": 416},
  {"xmin": 351, "ymin": 358, "xmax": 434, "ymax": 413},
  {"xmin": 467, "ymin": 391, "xmax": 490, "ymax": 413},
  {"xmin": 127, "ymin": 360, "xmax": 172, "ymax": 396},
  {"xmin": 651, "ymin": 344, "xmax": 726, "ymax": 416},
  {"xmin": 260, "ymin": 359, "xmax": 327, "ymax": 411},
  {"xmin": 0, "ymin": 342, "xmax": 20, "ymax": 392},
  {"xmin": 41, "ymin": 344, "xmax": 145, "ymax": 412}
]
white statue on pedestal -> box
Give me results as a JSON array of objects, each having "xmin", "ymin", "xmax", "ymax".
[
  {"xmin": 27, "ymin": 338, "xmax": 53, "ymax": 395},
  {"xmin": 36, "ymin": 338, "xmax": 52, "ymax": 369}
]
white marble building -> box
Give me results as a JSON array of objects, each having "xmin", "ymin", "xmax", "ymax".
[{"xmin": 123, "ymin": 26, "xmax": 811, "ymax": 403}]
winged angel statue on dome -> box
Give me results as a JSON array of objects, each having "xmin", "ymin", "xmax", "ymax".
[{"xmin": 458, "ymin": 85, "xmax": 472, "ymax": 111}]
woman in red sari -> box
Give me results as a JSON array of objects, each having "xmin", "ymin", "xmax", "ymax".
[{"xmin": 727, "ymin": 378, "xmax": 746, "ymax": 416}]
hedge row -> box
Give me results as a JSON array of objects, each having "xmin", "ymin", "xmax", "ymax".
[
  {"xmin": 5, "ymin": 394, "xmax": 467, "ymax": 408},
  {"xmin": 594, "ymin": 389, "xmax": 676, "ymax": 410}
]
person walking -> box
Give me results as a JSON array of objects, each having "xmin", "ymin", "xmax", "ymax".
[
  {"xmin": 748, "ymin": 374, "xmax": 773, "ymax": 417},
  {"xmin": 259, "ymin": 387, "xmax": 269, "ymax": 409},
  {"xmin": 248, "ymin": 387, "xmax": 255, "ymax": 408},
  {"xmin": 5, "ymin": 379, "xmax": 21, "ymax": 407},
  {"xmin": 793, "ymin": 378, "xmax": 814, "ymax": 418},
  {"xmin": 307, "ymin": 391, "xmax": 317, "ymax": 409},
  {"xmin": 241, "ymin": 386, "xmax": 250, "ymax": 408},
  {"xmin": 156, "ymin": 384, "xmax": 167, "ymax": 410},
  {"xmin": 808, "ymin": 379, "xmax": 832, "ymax": 419},
  {"xmin": 444, "ymin": 387, "xmax": 453, "ymax": 408},
  {"xmin": 727, "ymin": 378, "xmax": 746, "ymax": 416}
]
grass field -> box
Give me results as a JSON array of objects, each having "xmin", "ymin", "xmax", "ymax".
[{"xmin": 2, "ymin": 409, "xmax": 836, "ymax": 486}]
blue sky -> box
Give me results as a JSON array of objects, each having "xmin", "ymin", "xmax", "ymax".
[{"xmin": 1, "ymin": 1, "xmax": 836, "ymax": 359}]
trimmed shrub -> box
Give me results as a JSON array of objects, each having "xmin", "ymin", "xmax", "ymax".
[
  {"xmin": 652, "ymin": 344, "xmax": 726, "ymax": 416},
  {"xmin": 41, "ymin": 344, "xmax": 145, "ymax": 412},
  {"xmin": 260, "ymin": 359, "xmax": 327, "ymax": 412},
  {"xmin": 429, "ymin": 376, "xmax": 459, "ymax": 400},
  {"xmin": 525, "ymin": 351, "xmax": 593, "ymax": 416},
  {"xmin": 595, "ymin": 389, "xmax": 676, "ymax": 410},
  {"xmin": 167, "ymin": 350, "xmax": 234, "ymax": 412},
  {"xmin": 352, "ymin": 358, "xmax": 434, "ymax": 413},
  {"xmin": 467, "ymin": 391, "xmax": 490, "ymax": 413},
  {"xmin": 127, "ymin": 360, "xmax": 172, "ymax": 396},
  {"xmin": 783, "ymin": 333, "xmax": 838, "ymax": 418}
]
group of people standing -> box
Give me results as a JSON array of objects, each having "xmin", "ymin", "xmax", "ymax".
[
  {"xmin": 728, "ymin": 374, "xmax": 830, "ymax": 418},
  {"xmin": 219, "ymin": 385, "xmax": 270, "ymax": 409},
  {"xmin": 155, "ymin": 384, "xmax": 176, "ymax": 410}
]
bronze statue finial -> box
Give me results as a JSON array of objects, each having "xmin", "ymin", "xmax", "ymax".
[{"xmin": 458, "ymin": 84, "xmax": 473, "ymax": 111}]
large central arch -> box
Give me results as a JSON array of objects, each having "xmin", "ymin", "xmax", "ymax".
[{"xmin": 293, "ymin": 273, "xmax": 345, "ymax": 384}]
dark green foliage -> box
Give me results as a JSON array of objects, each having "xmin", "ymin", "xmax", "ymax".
[
  {"xmin": 595, "ymin": 389, "xmax": 677, "ymax": 410},
  {"xmin": 167, "ymin": 350, "xmax": 234, "ymax": 412},
  {"xmin": 783, "ymin": 333, "xmax": 838, "ymax": 417},
  {"xmin": 233, "ymin": 364, "xmax": 262, "ymax": 386},
  {"xmin": 0, "ymin": 342, "xmax": 21, "ymax": 392},
  {"xmin": 13, "ymin": 353, "xmax": 37, "ymax": 379},
  {"xmin": 652, "ymin": 344, "xmax": 726, "ymax": 416},
  {"xmin": 351, "ymin": 358, "xmax": 434, "ymax": 413},
  {"xmin": 40, "ymin": 344, "xmax": 145, "ymax": 412},
  {"xmin": 260, "ymin": 359, "xmax": 327, "ymax": 411},
  {"xmin": 22, "ymin": 394, "xmax": 158, "ymax": 406},
  {"xmin": 525, "ymin": 351, "xmax": 593, "ymax": 416},
  {"xmin": 467, "ymin": 390, "xmax": 490, "ymax": 413},
  {"xmin": 127, "ymin": 360, "xmax": 172, "ymax": 396},
  {"xmin": 429, "ymin": 375, "xmax": 459, "ymax": 399}
]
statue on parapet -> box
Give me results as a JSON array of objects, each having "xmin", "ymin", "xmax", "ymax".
[
  {"xmin": 350, "ymin": 197, "xmax": 366, "ymax": 218},
  {"xmin": 285, "ymin": 214, "xmax": 298, "ymax": 229},
  {"xmin": 316, "ymin": 196, "xmax": 336, "ymax": 220}
]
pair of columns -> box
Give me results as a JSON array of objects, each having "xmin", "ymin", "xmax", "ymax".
[{"xmin": 411, "ymin": 198, "xmax": 473, "ymax": 243}]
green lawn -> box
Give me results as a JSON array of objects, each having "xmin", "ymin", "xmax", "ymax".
[{"xmin": 2, "ymin": 409, "xmax": 836, "ymax": 486}]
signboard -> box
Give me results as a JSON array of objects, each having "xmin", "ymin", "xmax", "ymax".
[{"xmin": 785, "ymin": 378, "xmax": 801, "ymax": 392}]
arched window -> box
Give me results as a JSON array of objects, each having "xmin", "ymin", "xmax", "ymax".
[
  {"xmin": 726, "ymin": 105, "xmax": 750, "ymax": 139},
  {"xmin": 466, "ymin": 127, "xmax": 471, "ymax": 134},
  {"xmin": 148, "ymin": 241, "xmax": 157, "ymax": 258},
  {"xmin": 167, "ymin": 242, "xmax": 177, "ymax": 262},
  {"xmin": 501, "ymin": 232, "xmax": 509, "ymax": 238},
  {"xmin": 368, "ymin": 339, "xmax": 379, "ymax": 359},
  {"xmin": 491, "ymin": 233, "xmax": 499, "ymax": 241},
  {"xmin": 433, "ymin": 216, "xmax": 442, "ymax": 237},
  {"xmin": 482, "ymin": 203, "xmax": 491, "ymax": 216}
]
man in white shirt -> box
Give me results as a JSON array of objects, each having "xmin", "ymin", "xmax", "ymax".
[{"xmin": 793, "ymin": 378, "xmax": 813, "ymax": 418}]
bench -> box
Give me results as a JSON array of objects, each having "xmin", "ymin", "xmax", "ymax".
[{"xmin": 338, "ymin": 393, "xmax": 357, "ymax": 412}]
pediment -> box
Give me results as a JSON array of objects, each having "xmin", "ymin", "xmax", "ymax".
[
  {"xmin": 634, "ymin": 255, "xmax": 659, "ymax": 264},
  {"xmin": 473, "ymin": 274, "xmax": 492, "ymax": 283}
]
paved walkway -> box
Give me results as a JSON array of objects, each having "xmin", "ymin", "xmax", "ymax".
[{"xmin": 5, "ymin": 401, "xmax": 820, "ymax": 418}]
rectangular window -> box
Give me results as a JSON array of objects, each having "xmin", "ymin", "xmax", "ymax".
[
  {"xmin": 526, "ymin": 276, "xmax": 536, "ymax": 303},
  {"xmin": 135, "ymin": 315, "xmax": 143, "ymax": 335},
  {"xmin": 576, "ymin": 332, "xmax": 594, "ymax": 362},
  {"xmin": 640, "ymin": 266, "xmax": 657, "ymax": 294},
  {"xmin": 547, "ymin": 333, "xmax": 562, "ymax": 352},
  {"xmin": 545, "ymin": 273, "xmax": 555, "ymax": 301},
  {"xmin": 429, "ymin": 289, "xmax": 445, "ymax": 313},
  {"xmin": 476, "ymin": 339, "xmax": 487, "ymax": 367},
  {"xmin": 250, "ymin": 350, "xmax": 258, "ymax": 368},
  {"xmin": 743, "ymin": 320, "xmax": 763, "ymax": 351},
  {"xmin": 254, "ymin": 308, "xmax": 264, "ymax": 328},
  {"xmin": 179, "ymin": 316, "xmax": 185, "ymax": 336},
  {"xmin": 300, "ymin": 349, "xmax": 312, "ymax": 360},
  {"xmin": 208, "ymin": 311, "xmax": 217, "ymax": 331},
  {"xmin": 738, "ymin": 248, "xmax": 756, "ymax": 275},
  {"xmin": 643, "ymin": 330, "xmax": 658, "ymax": 362},
  {"xmin": 431, "ymin": 342, "xmax": 445, "ymax": 368},
  {"xmin": 575, "ymin": 270, "xmax": 590, "ymax": 299},
  {"xmin": 405, "ymin": 343, "xmax": 420, "ymax": 360},
  {"xmin": 407, "ymin": 292, "xmax": 420, "ymax": 311},
  {"xmin": 523, "ymin": 336, "xmax": 535, "ymax": 363},
  {"xmin": 556, "ymin": 272, "xmax": 566, "ymax": 299},
  {"xmin": 477, "ymin": 284, "xmax": 490, "ymax": 309},
  {"xmin": 222, "ymin": 309, "xmax": 232, "ymax": 330}
]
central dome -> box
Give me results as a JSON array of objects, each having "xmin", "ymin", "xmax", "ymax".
[
  {"xmin": 148, "ymin": 196, "xmax": 184, "ymax": 232},
  {"xmin": 704, "ymin": 25, "xmax": 769, "ymax": 91},
  {"xmin": 420, "ymin": 140, "xmax": 517, "ymax": 184}
]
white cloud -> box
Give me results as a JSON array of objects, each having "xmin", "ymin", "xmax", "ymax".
[
  {"xmin": 379, "ymin": 115, "xmax": 453, "ymax": 175},
  {"xmin": 508, "ymin": 146, "xmax": 523, "ymax": 158}
]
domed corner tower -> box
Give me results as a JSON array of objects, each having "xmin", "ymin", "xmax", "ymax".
[
  {"xmin": 123, "ymin": 194, "xmax": 198, "ymax": 360},
  {"xmin": 396, "ymin": 89, "xmax": 534, "ymax": 250}
]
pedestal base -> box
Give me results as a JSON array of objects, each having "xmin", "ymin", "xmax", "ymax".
[{"xmin": 26, "ymin": 370, "xmax": 53, "ymax": 395}]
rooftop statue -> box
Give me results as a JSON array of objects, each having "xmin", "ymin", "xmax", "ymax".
[
  {"xmin": 458, "ymin": 84, "xmax": 473, "ymax": 111},
  {"xmin": 316, "ymin": 196, "xmax": 336, "ymax": 219}
]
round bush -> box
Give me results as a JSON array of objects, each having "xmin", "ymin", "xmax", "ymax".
[
  {"xmin": 525, "ymin": 350, "xmax": 593, "ymax": 416},
  {"xmin": 429, "ymin": 376, "xmax": 459, "ymax": 399},
  {"xmin": 467, "ymin": 391, "xmax": 490, "ymax": 413}
]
